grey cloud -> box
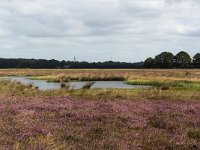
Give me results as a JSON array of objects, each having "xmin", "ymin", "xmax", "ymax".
[{"xmin": 0, "ymin": 0, "xmax": 199, "ymax": 62}]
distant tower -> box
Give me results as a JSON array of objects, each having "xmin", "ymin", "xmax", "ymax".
[{"xmin": 74, "ymin": 55, "xmax": 76, "ymax": 62}]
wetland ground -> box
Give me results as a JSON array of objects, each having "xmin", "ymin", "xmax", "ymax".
[{"xmin": 0, "ymin": 69, "xmax": 200, "ymax": 150}]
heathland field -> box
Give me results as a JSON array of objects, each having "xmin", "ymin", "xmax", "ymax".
[{"xmin": 0, "ymin": 69, "xmax": 200, "ymax": 149}]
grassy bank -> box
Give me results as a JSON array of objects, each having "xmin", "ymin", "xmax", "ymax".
[
  {"xmin": 0, "ymin": 80, "xmax": 199, "ymax": 101},
  {"xmin": 0, "ymin": 68, "xmax": 199, "ymax": 101},
  {"xmin": 1, "ymin": 69, "xmax": 198, "ymax": 92},
  {"xmin": 31, "ymin": 75, "xmax": 125, "ymax": 82},
  {"xmin": 0, "ymin": 69, "xmax": 200, "ymax": 149},
  {"xmin": 127, "ymin": 79, "xmax": 200, "ymax": 91},
  {"xmin": 0, "ymin": 80, "xmax": 69, "ymax": 97},
  {"xmin": 0, "ymin": 69, "xmax": 199, "ymax": 82}
]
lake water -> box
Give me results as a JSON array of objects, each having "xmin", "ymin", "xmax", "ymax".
[{"xmin": 0, "ymin": 76, "xmax": 152, "ymax": 90}]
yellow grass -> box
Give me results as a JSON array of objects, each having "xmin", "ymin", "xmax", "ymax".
[{"xmin": 0, "ymin": 69, "xmax": 199, "ymax": 82}]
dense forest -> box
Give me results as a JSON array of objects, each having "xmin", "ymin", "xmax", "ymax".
[
  {"xmin": 144, "ymin": 51, "xmax": 200, "ymax": 69},
  {"xmin": 0, "ymin": 58, "xmax": 144, "ymax": 69},
  {"xmin": 0, "ymin": 51, "xmax": 199, "ymax": 69}
]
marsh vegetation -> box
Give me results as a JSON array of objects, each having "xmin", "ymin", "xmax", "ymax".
[{"xmin": 0, "ymin": 69, "xmax": 200, "ymax": 149}]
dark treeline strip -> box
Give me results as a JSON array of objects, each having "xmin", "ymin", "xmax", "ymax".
[
  {"xmin": 0, "ymin": 58, "xmax": 144, "ymax": 69},
  {"xmin": 0, "ymin": 51, "xmax": 199, "ymax": 69},
  {"xmin": 144, "ymin": 51, "xmax": 200, "ymax": 69}
]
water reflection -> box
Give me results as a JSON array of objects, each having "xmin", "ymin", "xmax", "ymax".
[{"xmin": 0, "ymin": 76, "xmax": 152, "ymax": 90}]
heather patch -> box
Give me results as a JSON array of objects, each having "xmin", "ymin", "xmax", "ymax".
[{"xmin": 0, "ymin": 96, "xmax": 200, "ymax": 149}]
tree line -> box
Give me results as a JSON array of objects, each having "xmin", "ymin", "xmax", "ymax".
[
  {"xmin": 144, "ymin": 51, "xmax": 200, "ymax": 69},
  {"xmin": 0, "ymin": 58, "xmax": 144, "ymax": 69},
  {"xmin": 0, "ymin": 51, "xmax": 199, "ymax": 69}
]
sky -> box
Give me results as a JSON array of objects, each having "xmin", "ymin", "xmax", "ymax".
[{"xmin": 0, "ymin": 0, "xmax": 200, "ymax": 62}]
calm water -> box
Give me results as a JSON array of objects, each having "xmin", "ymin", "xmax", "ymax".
[{"xmin": 0, "ymin": 76, "xmax": 152, "ymax": 90}]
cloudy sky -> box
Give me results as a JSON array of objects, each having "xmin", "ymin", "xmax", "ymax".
[{"xmin": 0, "ymin": 0, "xmax": 199, "ymax": 62}]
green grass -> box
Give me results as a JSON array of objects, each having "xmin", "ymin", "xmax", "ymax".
[
  {"xmin": 127, "ymin": 80, "xmax": 200, "ymax": 91},
  {"xmin": 127, "ymin": 80, "xmax": 166, "ymax": 87},
  {"xmin": 172, "ymin": 81, "xmax": 200, "ymax": 90},
  {"xmin": 0, "ymin": 80, "xmax": 200, "ymax": 101}
]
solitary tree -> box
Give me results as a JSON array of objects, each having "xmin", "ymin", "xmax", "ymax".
[
  {"xmin": 144, "ymin": 57, "xmax": 154, "ymax": 68},
  {"xmin": 174, "ymin": 51, "xmax": 191, "ymax": 68},
  {"xmin": 193, "ymin": 53, "xmax": 200, "ymax": 68},
  {"xmin": 154, "ymin": 52, "xmax": 174, "ymax": 68}
]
